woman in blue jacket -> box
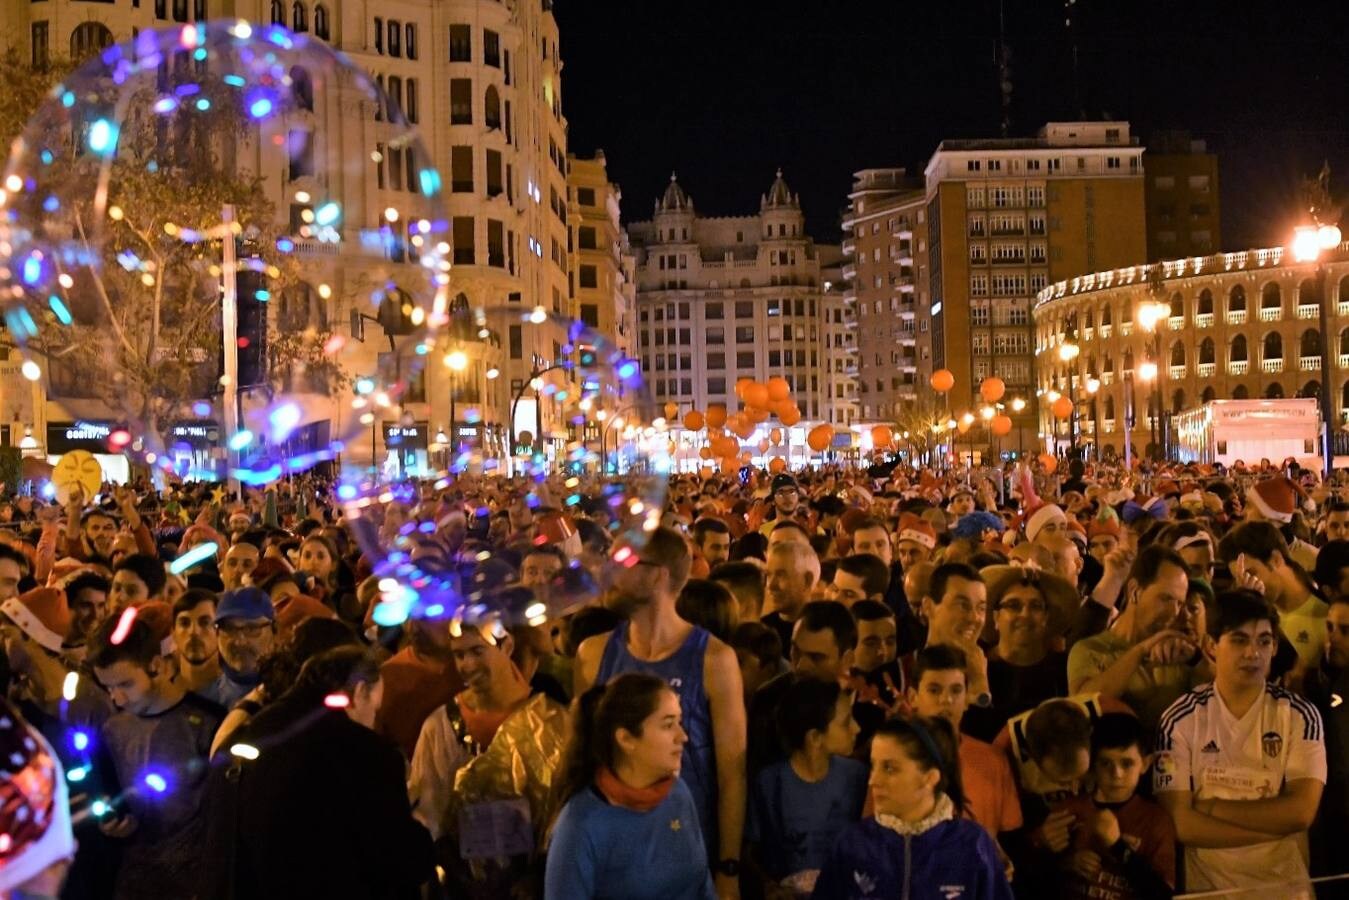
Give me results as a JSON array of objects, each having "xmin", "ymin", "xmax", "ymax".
[
  {"xmin": 812, "ymin": 716, "xmax": 1013, "ymax": 900},
  {"xmin": 545, "ymin": 673, "xmax": 715, "ymax": 900}
]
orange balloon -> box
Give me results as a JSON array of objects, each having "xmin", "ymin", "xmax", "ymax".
[
  {"xmin": 766, "ymin": 376, "xmax": 791, "ymax": 402},
  {"xmin": 734, "ymin": 378, "xmax": 754, "ymax": 400},
  {"xmin": 807, "ymin": 424, "xmax": 834, "ymax": 452},
  {"xmin": 957, "ymin": 418, "xmax": 973, "ymax": 434},
  {"xmin": 739, "ymin": 450, "xmax": 753, "ymax": 463},
  {"xmin": 734, "ymin": 418, "xmax": 756, "ymax": 440},
  {"xmin": 990, "ymin": 414, "xmax": 1013, "ymax": 437},
  {"xmin": 719, "ymin": 457, "xmax": 738, "ymax": 474},
  {"xmin": 980, "ymin": 377, "xmax": 1005, "ymax": 403},
  {"xmin": 779, "ymin": 405, "xmax": 802, "ymax": 427},
  {"xmin": 871, "ymin": 425, "xmax": 893, "ymax": 448},
  {"xmin": 930, "ymin": 369, "xmax": 955, "ymax": 393},
  {"xmin": 757, "ymin": 439, "xmax": 770, "ymax": 453},
  {"xmin": 742, "ymin": 384, "xmax": 768, "ymax": 409},
  {"xmin": 663, "ymin": 402, "xmax": 679, "ymax": 420},
  {"xmin": 746, "ymin": 406, "xmax": 769, "ymax": 424},
  {"xmin": 712, "ymin": 435, "xmax": 738, "ymax": 458},
  {"xmin": 705, "ymin": 404, "xmax": 727, "ymax": 429},
  {"xmin": 698, "ymin": 446, "xmax": 713, "ymax": 460},
  {"xmin": 682, "ymin": 410, "xmax": 705, "ymax": 431},
  {"xmin": 1039, "ymin": 453, "xmax": 1059, "ymax": 474},
  {"xmin": 769, "ymin": 427, "xmax": 783, "ymax": 446},
  {"xmin": 1051, "ymin": 396, "xmax": 1074, "ymax": 420},
  {"xmin": 769, "ymin": 457, "xmax": 787, "ymax": 474}
]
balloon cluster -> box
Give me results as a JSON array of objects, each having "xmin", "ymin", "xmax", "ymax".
[{"xmin": 676, "ymin": 376, "xmax": 831, "ymax": 473}]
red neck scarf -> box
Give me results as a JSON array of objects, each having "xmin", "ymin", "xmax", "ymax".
[{"xmin": 595, "ymin": 766, "xmax": 674, "ymax": 813}]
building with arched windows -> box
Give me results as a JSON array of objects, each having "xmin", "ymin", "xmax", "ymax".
[
  {"xmin": 1032, "ymin": 244, "xmax": 1349, "ymax": 459},
  {"xmin": 0, "ymin": 0, "xmax": 578, "ymax": 471}
]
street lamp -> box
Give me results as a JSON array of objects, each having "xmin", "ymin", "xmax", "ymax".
[
  {"xmin": 1291, "ymin": 219, "xmax": 1342, "ymax": 478},
  {"xmin": 445, "ymin": 349, "xmax": 468, "ymax": 453},
  {"xmin": 1085, "ymin": 376, "xmax": 1101, "ymax": 461},
  {"xmin": 1011, "ymin": 396, "xmax": 1026, "ymax": 458},
  {"xmin": 1138, "ymin": 298, "xmax": 1169, "ymax": 461},
  {"xmin": 1059, "ymin": 338, "xmax": 1080, "ymax": 458}
]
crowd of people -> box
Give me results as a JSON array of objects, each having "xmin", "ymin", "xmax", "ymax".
[{"xmin": 0, "ymin": 452, "xmax": 1344, "ymax": 899}]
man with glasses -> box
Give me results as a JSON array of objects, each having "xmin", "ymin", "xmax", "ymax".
[
  {"xmin": 756, "ymin": 473, "xmax": 810, "ymax": 537},
  {"xmin": 984, "ymin": 566, "xmax": 1073, "ymax": 733},
  {"xmin": 200, "ymin": 587, "xmax": 276, "ymax": 710}
]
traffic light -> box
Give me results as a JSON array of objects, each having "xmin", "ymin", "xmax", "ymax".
[
  {"xmin": 234, "ymin": 263, "xmax": 269, "ymax": 388},
  {"xmin": 578, "ymin": 344, "xmax": 597, "ymax": 368}
]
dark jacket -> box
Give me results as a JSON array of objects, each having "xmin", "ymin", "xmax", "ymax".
[{"xmin": 201, "ymin": 696, "xmax": 434, "ymax": 900}]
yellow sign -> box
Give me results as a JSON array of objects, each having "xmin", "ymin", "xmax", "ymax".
[{"xmin": 52, "ymin": 450, "xmax": 102, "ymax": 506}]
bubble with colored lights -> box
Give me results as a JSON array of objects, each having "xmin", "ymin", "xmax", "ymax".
[
  {"xmin": 339, "ymin": 304, "xmax": 668, "ymax": 631},
  {"xmin": 0, "ymin": 21, "xmax": 448, "ymax": 485}
]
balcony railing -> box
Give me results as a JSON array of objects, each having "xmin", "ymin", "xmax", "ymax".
[
  {"xmin": 1340, "ymin": 302, "xmax": 1349, "ymax": 317},
  {"xmin": 1101, "ymin": 371, "xmax": 1114, "ymax": 385},
  {"xmin": 1341, "ymin": 353, "xmax": 1349, "ymax": 369},
  {"xmin": 1301, "ymin": 356, "xmax": 1321, "ymax": 371},
  {"xmin": 1229, "ymin": 360, "xmax": 1248, "ymax": 374},
  {"xmin": 1261, "ymin": 358, "xmax": 1284, "ymax": 373},
  {"xmin": 1297, "ymin": 304, "xmax": 1320, "ymax": 320},
  {"xmin": 1228, "ymin": 309, "xmax": 1247, "ymax": 324},
  {"xmin": 1083, "ymin": 326, "xmax": 1094, "ymax": 340},
  {"xmin": 1120, "ymin": 322, "xmax": 1133, "ymax": 336},
  {"xmin": 1169, "ymin": 316, "xmax": 1184, "ymax": 329},
  {"xmin": 1169, "ymin": 365, "xmax": 1186, "ymax": 380},
  {"xmin": 1098, "ymin": 324, "xmax": 1112, "ymax": 338},
  {"xmin": 1196, "ymin": 313, "xmax": 1214, "ymax": 327},
  {"xmin": 1103, "ymin": 418, "xmax": 1116, "ymax": 432},
  {"xmin": 1197, "ymin": 362, "xmax": 1216, "ymax": 377},
  {"xmin": 1259, "ymin": 306, "xmax": 1281, "ymax": 322}
]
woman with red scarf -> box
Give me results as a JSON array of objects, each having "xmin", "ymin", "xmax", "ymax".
[{"xmin": 545, "ymin": 673, "xmax": 715, "ymax": 900}]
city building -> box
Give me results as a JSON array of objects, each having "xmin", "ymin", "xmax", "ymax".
[
  {"xmin": 568, "ymin": 151, "xmax": 636, "ymax": 357},
  {"xmin": 1143, "ymin": 131, "xmax": 1221, "ymax": 262},
  {"xmin": 1032, "ymin": 243, "xmax": 1349, "ymax": 459},
  {"xmin": 924, "ymin": 121, "xmax": 1148, "ymax": 455},
  {"xmin": 0, "ymin": 0, "xmax": 572, "ymax": 473},
  {"xmin": 840, "ymin": 169, "xmax": 931, "ymax": 428},
  {"xmin": 818, "ymin": 245, "xmax": 859, "ymax": 430},
  {"xmin": 629, "ymin": 171, "xmax": 843, "ymax": 466}
]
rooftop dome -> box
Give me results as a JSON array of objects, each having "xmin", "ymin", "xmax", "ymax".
[
  {"xmin": 657, "ymin": 172, "xmax": 692, "ymax": 213},
  {"xmin": 762, "ymin": 168, "xmax": 799, "ymax": 209}
]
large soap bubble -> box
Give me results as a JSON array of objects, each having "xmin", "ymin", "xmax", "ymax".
[
  {"xmin": 340, "ymin": 304, "xmax": 670, "ymax": 631},
  {"xmin": 0, "ymin": 21, "xmax": 448, "ymax": 485}
]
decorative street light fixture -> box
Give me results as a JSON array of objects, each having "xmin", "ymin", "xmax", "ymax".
[
  {"xmin": 1085, "ymin": 376, "xmax": 1101, "ymax": 461},
  {"xmin": 1059, "ymin": 338, "xmax": 1080, "ymax": 458},
  {"xmin": 444, "ymin": 348, "xmax": 468, "ymax": 454},
  {"xmin": 1290, "ymin": 175, "xmax": 1342, "ymax": 479},
  {"xmin": 1138, "ymin": 297, "xmax": 1169, "ymax": 461},
  {"xmin": 1011, "ymin": 397, "xmax": 1026, "ymax": 458}
]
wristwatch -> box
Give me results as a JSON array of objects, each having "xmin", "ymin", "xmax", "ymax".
[{"xmin": 714, "ymin": 858, "xmax": 741, "ymax": 878}]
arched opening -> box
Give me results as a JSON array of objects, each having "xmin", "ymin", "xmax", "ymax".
[
  {"xmin": 1298, "ymin": 380, "xmax": 1321, "ymax": 400},
  {"xmin": 1230, "ymin": 334, "xmax": 1248, "ymax": 363},
  {"xmin": 1198, "ymin": 289, "xmax": 1214, "ymax": 316},
  {"xmin": 290, "ymin": 66, "xmax": 313, "ymax": 112},
  {"xmin": 1341, "ymin": 327, "xmax": 1349, "ymax": 356},
  {"xmin": 1340, "ymin": 275, "xmax": 1349, "ymax": 307},
  {"xmin": 1103, "ymin": 354, "xmax": 1114, "ymax": 375},
  {"xmin": 1300, "ymin": 328, "xmax": 1321, "ymax": 358},
  {"xmin": 1084, "ymin": 307, "xmax": 1094, "ymax": 328},
  {"xmin": 1170, "ymin": 291, "xmax": 1184, "ymax": 319},
  {"xmin": 70, "ymin": 22, "xmax": 114, "ymax": 61},
  {"xmin": 1260, "ymin": 282, "xmax": 1281, "ymax": 312},
  {"xmin": 1104, "ymin": 395, "xmax": 1116, "ymax": 420},
  {"xmin": 1233, "ymin": 384, "xmax": 1250, "ymax": 400},
  {"xmin": 387, "ymin": 75, "xmax": 403, "ymax": 120},
  {"xmin": 1297, "ymin": 278, "xmax": 1317, "ymax": 307},
  {"xmin": 1229, "ymin": 284, "xmax": 1247, "ymax": 313},
  {"xmin": 1199, "ymin": 337, "xmax": 1215, "ymax": 365},
  {"xmin": 1342, "ymin": 381, "xmax": 1349, "ymax": 411},
  {"xmin": 1263, "ymin": 332, "xmax": 1283, "ymax": 361},
  {"xmin": 1121, "ymin": 302, "xmax": 1133, "ymax": 325},
  {"xmin": 270, "ymin": 0, "xmax": 284, "ymax": 24},
  {"xmin": 1172, "ymin": 388, "xmax": 1186, "ymax": 414},
  {"xmin": 292, "ymin": 1, "xmax": 308, "ymax": 32},
  {"xmin": 484, "ymin": 85, "xmax": 502, "ymax": 130},
  {"xmin": 1202, "ymin": 386, "xmax": 1216, "ymax": 403},
  {"xmin": 1170, "ymin": 342, "xmax": 1185, "ymax": 367},
  {"xmin": 1123, "ymin": 349, "xmax": 1134, "ymax": 372},
  {"xmin": 1265, "ymin": 382, "xmax": 1285, "ymax": 399},
  {"xmin": 314, "ymin": 4, "xmax": 329, "ymax": 40},
  {"xmin": 1100, "ymin": 304, "xmax": 1112, "ymax": 327},
  {"xmin": 378, "ymin": 288, "xmax": 416, "ymax": 336}
]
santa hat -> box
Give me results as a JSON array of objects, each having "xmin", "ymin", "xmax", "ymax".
[
  {"xmin": 1153, "ymin": 479, "xmax": 1181, "ymax": 499},
  {"xmin": 1065, "ymin": 519, "xmax": 1088, "ymax": 548},
  {"xmin": 1246, "ymin": 477, "xmax": 1310, "ymax": 524},
  {"xmin": 275, "ymin": 593, "xmax": 338, "ymax": 637},
  {"xmin": 180, "ymin": 524, "xmax": 225, "ymax": 554},
  {"xmin": 46, "ymin": 558, "xmax": 98, "ymax": 588},
  {"xmin": 1025, "ymin": 504, "xmax": 1066, "ymax": 543},
  {"xmin": 0, "ymin": 589, "xmax": 71, "ymax": 654},
  {"xmin": 1087, "ymin": 518, "xmax": 1122, "ymax": 540},
  {"xmin": 896, "ymin": 514, "xmax": 937, "ymax": 550},
  {"xmin": 132, "ymin": 601, "xmax": 176, "ymax": 657},
  {"xmin": 0, "ymin": 702, "xmax": 74, "ymax": 893}
]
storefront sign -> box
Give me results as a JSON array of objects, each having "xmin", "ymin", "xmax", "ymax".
[
  {"xmin": 47, "ymin": 420, "xmax": 113, "ymax": 454},
  {"xmin": 168, "ymin": 421, "xmax": 220, "ymax": 449},
  {"xmin": 384, "ymin": 423, "xmax": 428, "ymax": 450}
]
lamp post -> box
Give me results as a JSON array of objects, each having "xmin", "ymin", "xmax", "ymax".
[
  {"xmin": 1085, "ymin": 376, "xmax": 1101, "ymax": 461},
  {"xmin": 1059, "ymin": 339, "xmax": 1080, "ymax": 459},
  {"xmin": 1138, "ymin": 298, "xmax": 1168, "ymax": 461},
  {"xmin": 444, "ymin": 348, "xmax": 468, "ymax": 456},
  {"xmin": 1291, "ymin": 217, "xmax": 1343, "ymax": 478},
  {"xmin": 1011, "ymin": 397, "xmax": 1026, "ymax": 458},
  {"xmin": 509, "ymin": 356, "xmax": 571, "ymax": 466},
  {"xmin": 1138, "ymin": 360, "xmax": 1158, "ymax": 464}
]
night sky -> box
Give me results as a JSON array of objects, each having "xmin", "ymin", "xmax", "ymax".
[{"xmin": 556, "ymin": 0, "xmax": 1349, "ymax": 252}]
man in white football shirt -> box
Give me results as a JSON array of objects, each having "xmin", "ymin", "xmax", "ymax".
[{"xmin": 1155, "ymin": 591, "xmax": 1325, "ymax": 898}]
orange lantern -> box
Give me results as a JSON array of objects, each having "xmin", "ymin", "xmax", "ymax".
[
  {"xmin": 766, "ymin": 376, "xmax": 791, "ymax": 402},
  {"xmin": 979, "ymin": 377, "xmax": 1006, "ymax": 403},
  {"xmin": 1051, "ymin": 396, "xmax": 1074, "ymax": 420},
  {"xmin": 682, "ymin": 410, "xmax": 705, "ymax": 431},
  {"xmin": 1039, "ymin": 453, "xmax": 1059, "ymax": 474},
  {"xmin": 663, "ymin": 402, "xmax": 679, "ymax": 420},
  {"xmin": 769, "ymin": 427, "xmax": 783, "ymax": 446},
  {"xmin": 746, "ymin": 406, "xmax": 769, "ymax": 424},
  {"xmin": 871, "ymin": 425, "xmax": 893, "ymax": 448},
  {"xmin": 743, "ymin": 382, "xmax": 770, "ymax": 409},
  {"xmin": 807, "ymin": 424, "xmax": 834, "ymax": 452},
  {"xmin": 930, "ymin": 369, "xmax": 955, "ymax": 393},
  {"xmin": 990, "ymin": 414, "xmax": 1013, "ymax": 437},
  {"xmin": 768, "ymin": 457, "xmax": 787, "ymax": 474},
  {"xmin": 779, "ymin": 405, "xmax": 802, "ymax": 427},
  {"xmin": 698, "ymin": 446, "xmax": 713, "ymax": 460}
]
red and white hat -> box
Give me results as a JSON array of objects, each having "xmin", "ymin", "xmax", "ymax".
[
  {"xmin": 0, "ymin": 589, "xmax": 71, "ymax": 654},
  {"xmin": 0, "ymin": 702, "xmax": 74, "ymax": 892},
  {"xmin": 1246, "ymin": 476, "xmax": 1311, "ymax": 524},
  {"xmin": 897, "ymin": 514, "xmax": 937, "ymax": 550}
]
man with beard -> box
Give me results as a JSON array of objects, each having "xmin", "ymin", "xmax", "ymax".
[
  {"xmin": 63, "ymin": 570, "xmax": 110, "ymax": 650},
  {"xmin": 63, "ymin": 486, "xmax": 155, "ymax": 564},
  {"xmin": 172, "ymin": 588, "xmax": 220, "ymax": 694},
  {"xmin": 199, "ymin": 588, "xmax": 275, "ymax": 710},
  {"xmin": 575, "ymin": 526, "xmax": 747, "ymax": 899},
  {"xmin": 1068, "ymin": 545, "xmax": 1200, "ymax": 728}
]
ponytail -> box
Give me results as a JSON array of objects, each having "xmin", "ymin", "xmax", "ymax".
[{"xmin": 874, "ymin": 716, "xmax": 967, "ymax": 815}]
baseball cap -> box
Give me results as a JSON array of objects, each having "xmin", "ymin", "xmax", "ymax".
[{"xmin": 214, "ymin": 587, "xmax": 276, "ymax": 624}]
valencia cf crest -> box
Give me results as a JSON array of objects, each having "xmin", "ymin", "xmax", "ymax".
[{"xmin": 1261, "ymin": 731, "xmax": 1283, "ymax": 758}]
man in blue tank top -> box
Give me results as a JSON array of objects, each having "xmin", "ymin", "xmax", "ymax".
[{"xmin": 576, "ymin": 526, "xmax": 747, "ymax": 899}]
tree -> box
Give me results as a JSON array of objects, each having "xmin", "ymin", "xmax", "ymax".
[{"xmin": 2, "ymin": 43, "xmax": 347, "ymax": 447}]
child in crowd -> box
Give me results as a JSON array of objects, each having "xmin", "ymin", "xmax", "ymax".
[
  {"xmin": 1053, "ymin": 713, "xmax": 1176, "ymax": 900},
  {"xmin": 746, "ymin": 678, "xmax": 866, "ymax": 898}
]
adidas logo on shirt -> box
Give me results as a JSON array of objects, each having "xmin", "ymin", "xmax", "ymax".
[{"xmin": 1201, "ymin": 740, "xmax": 1220, "ymax": 753}]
